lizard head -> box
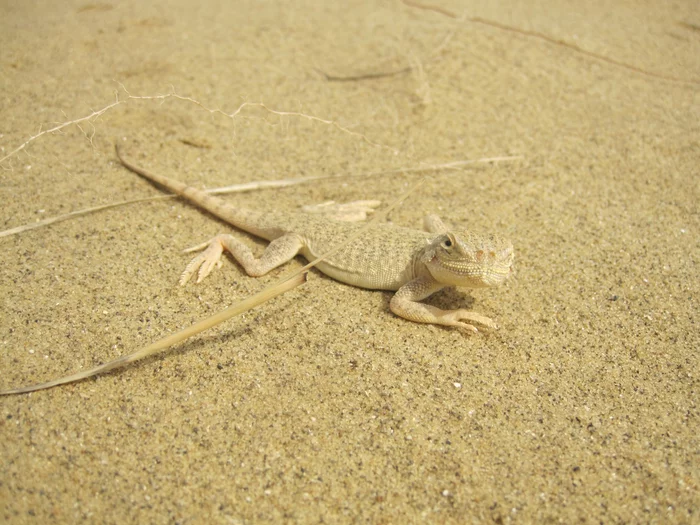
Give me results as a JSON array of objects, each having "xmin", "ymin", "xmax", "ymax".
[{"xmin": 423, "ymin": 231, "xmax": 514, "ymax": 288}]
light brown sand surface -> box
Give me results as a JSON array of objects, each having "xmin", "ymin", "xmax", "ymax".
[{"xmin": 1, "ymin": 1, "xmax": 698, "ymax": 523}]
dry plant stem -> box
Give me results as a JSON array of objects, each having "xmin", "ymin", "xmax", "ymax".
[
  {"xmin": 0, "ymin": 84, "xmax": 393, "ymax": 168},
  {"xmin": 317, "ymin": 66, "xmax": 412, "ymax": 82},
  {"xmin": 0, "ymin": 173, "xmax": 426, "ymax": 395},
  {"xmin": 318, "ymin": 13, "xmax": 457, "ymax": 84},
  {"xmin": 401, "ymin": 0, "xmax": 700, "ymax": 86},
  {"xmin": 0, "ymin": 154, "xmax": 520, "ymax": 239},
  {"xmin": 402, "ymin": 0, "xmax": 457, "ymax": 19},
  {"xmin": 0, "ymin": 273, "xmax": 307, "ymax": 395},
  {"xmin": 0, "ymin": 196, "xmax": 171, "ymax": 239},
  {"xmin": 0, "ymin": 98, "xmax": 122, "ymax": 167}
]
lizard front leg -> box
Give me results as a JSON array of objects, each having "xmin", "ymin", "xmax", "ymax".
[
  {"xmin": 180, "ymin": 233, "xmax": 304, "ymax": 285},
  {"xmin": 390, "ymin": 276, "xmax": 498, "ymax": 332}
]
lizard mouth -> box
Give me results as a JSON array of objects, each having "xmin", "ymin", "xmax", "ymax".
[
  {"xmin": 429, "ymin": 238, "xmax": 514, "ymax": 287},
  {"xmin": 439, "ymin": 259, "xmax": 512, "ymax": 286}
]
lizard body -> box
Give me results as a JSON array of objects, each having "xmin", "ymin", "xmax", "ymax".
[
  {"xmin": 0, "ymin": 151, "xmax": 514, "ymax": 395},
  {"xmin": 118, "ymin": 148, "xmax": 514, "ymax": 331}
]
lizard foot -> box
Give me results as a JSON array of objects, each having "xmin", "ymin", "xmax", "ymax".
[
  {"xmin": 436, "ymin": 310, "xmax": 498, "ymax": 333},
  {"xmin": 180, "ymin": 237, "xmax": 226, "ymax": 285},
  {"xmin": 301, "ymin": 200, "xmax": 381, "ymax": 222}
]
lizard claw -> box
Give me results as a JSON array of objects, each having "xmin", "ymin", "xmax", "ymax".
[{"xmin": 438, "ymin": 310, "xmax": 498, "ymax": 332}]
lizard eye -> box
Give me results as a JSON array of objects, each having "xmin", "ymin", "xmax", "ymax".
[{"xmin": 442, "ymin": 239, "xmax": 452, "ymax": 248}]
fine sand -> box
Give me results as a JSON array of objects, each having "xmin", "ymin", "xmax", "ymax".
[{"xmin": 1, "ymin": 1, "xmax": 698, "ymax": 523}]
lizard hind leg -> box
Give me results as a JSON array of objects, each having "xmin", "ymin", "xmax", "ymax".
[
  {"xmin": 301, "ymin": 200, "xmax": 381, "ymax": 222},
  {"xmin": 179, "ymin": 233, "xmax": 304, "ymax": 285}
]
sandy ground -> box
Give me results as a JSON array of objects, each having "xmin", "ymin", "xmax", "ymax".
[{"xmin": 1, "ymin": 0, "xmax": 698, "ymax": 523}]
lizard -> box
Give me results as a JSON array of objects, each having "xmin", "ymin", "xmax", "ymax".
[
  {"xmin": 116, "ymin": 146, "xmax": 514, "ymax": 331},
  {"xmin": 0, "ymin": 147, "xmax": 514, "ymax": 394}
]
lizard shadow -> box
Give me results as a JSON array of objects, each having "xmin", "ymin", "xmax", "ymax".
[
  {"xmin": 86, "ymin": 303, "xmax": 290, "ymax": 386},
  {"xmin": 96, "ymin": 284, "xmax": 478, "ymax": 384},
  {"xmin": 89, "ymin": 286, "xmax": 477, "ymax": 388}
]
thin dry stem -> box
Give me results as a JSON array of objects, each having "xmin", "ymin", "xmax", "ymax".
[
  {"xmin": 0, "ymin": 84, "xmax": 394, "ymax": 168},
  {"xmin": 401, "ymin": 0, "xmax": 700, "ymax": 86},
  {"xmin": 0, "ymin": 176, "xmax": 426, "ymax": 394},
  {"xmin": 0, "ymin": 154, "xmax": 521, "ymax": 239}
]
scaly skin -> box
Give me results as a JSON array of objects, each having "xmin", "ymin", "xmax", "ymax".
[
  {"xmin": 0, "ymin": 150, "xmax": 515, "ymax": 395},
  {"xmin": 117, "ymin": 147, "xmax": 514, "ymax": 332}
]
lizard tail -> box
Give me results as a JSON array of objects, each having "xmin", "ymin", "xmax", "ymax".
[{"xmin": 115, "ymin": 144, "xmax": 266, "ymax": 235}]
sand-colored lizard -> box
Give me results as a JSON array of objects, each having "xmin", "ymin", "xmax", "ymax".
[
  {"xmin": 117, "ymin": 147, "xmax": 514, "ymax": 331},
  {"xmin": 0, "ymin": 148, "xmax": 513, "ymax": 394}
]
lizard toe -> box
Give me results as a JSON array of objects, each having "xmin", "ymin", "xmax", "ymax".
[
  {"xmin": 440, "ymin": 310, "xmax": 498, "ymax": 331},
  {"xmin": 180, "ymin": 241, "xmax": 225, "ymax": 285},
  {"xmin": 183, "ymin": 240, "xmax": 211, "ymax": 254}
]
